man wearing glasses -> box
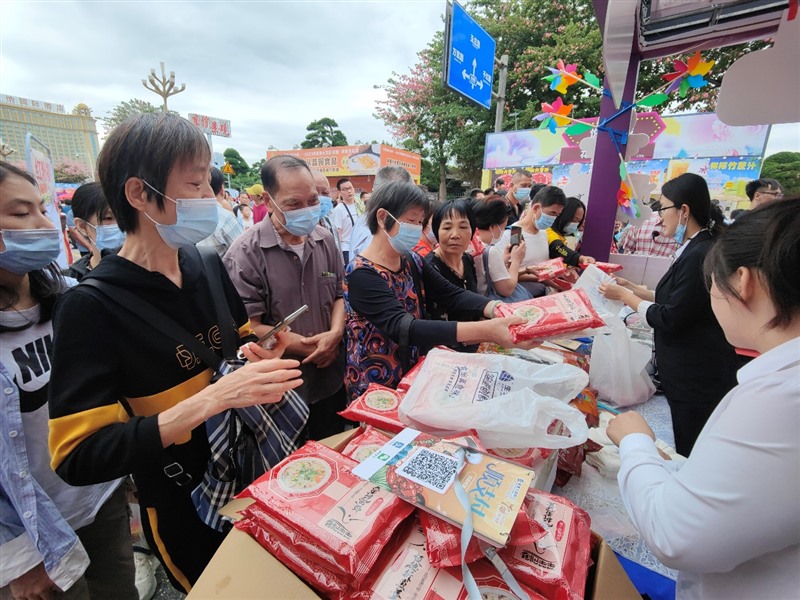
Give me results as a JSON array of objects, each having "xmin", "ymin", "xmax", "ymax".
[{"xmin": 745, "ymin": 178, "xmax": 784, "ymax": 209}]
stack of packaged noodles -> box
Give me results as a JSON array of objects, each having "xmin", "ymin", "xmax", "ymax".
[
  {"xmin": 234, "ymin": 441, "xmax": 415, "ymax": 598},
  {"xmin": 496, "ymin": 289, "xmax": 605, "ymax": 343}
]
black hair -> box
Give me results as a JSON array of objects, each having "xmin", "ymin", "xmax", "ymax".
[
  {"xmin": 528, "ymin": 183, "xmax": 547, "ymax": 202},
  {"xmin": 473, "ymin": 197, "xmax": 513, "ymax": 230},
  {"xmin": 730, "ymin": 208, "xmax": 748, "ymax": 220},
  {"xmin": 483, "ymin": 187, "xmax": 495, "ymax": 196},
  {"xmin": 661, "ymin": 173, "xmax": 725, "ymax": 236},
  {"xmin": 531, "ymin": 185, "xmax": 567, "ymax": 208},
  {"xmin": 512, "ymin": 170, "xmax": 532, "ymax": 182},
  {"xmin": 745, "ymin": 177, "xmax": 782, "ymax": 200},
  {"xmin": 704, "ymin": 196, "xmax": 800, "ymax": 329},
  {"xmin": 210, "ymin": 167, "xmax": 224, "ymax": 196},
  {"xmin": 431, "ymin": 199, "xmax": 475, "ymax": 241},
  {"xmin": 366, "ymin": 181, "xmax": 431, "ymax": 234},
  {"xmin": 551, "ymin": 196, "xmax": 586, "ymax": 235},
  {"xmin": 0, "ymin": 162, "xmax": 66, "ymax": 326},
  {"xmin": 468, "ymin": 188, "xmax": 484, "ymax": 199},
  {"xmin": 336, "ymin": 178, "xmax": 352, "ymax": 191},
  {"xmin": 97, "ymin": 112, "xmax": 210, "ymax": 233},
  {"xmin": 260, "ymin": 155, "xmax": 312, "ymax": 197},
  {"xmin": 71, "ymin": 182, "xmax": 109, "ymax": 223}
]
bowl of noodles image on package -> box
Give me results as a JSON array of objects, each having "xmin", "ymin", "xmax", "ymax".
[{"xmin": 277, "ymin": 456, "xmax": 332, "ymax": 495}]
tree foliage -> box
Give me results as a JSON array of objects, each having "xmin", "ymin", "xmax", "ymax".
[
  {"xmin": 223, "ymin": 148, "xmax": 250, "ymax": 175},
  {"xmin": 301, "ymin": 118, "xmax": 348, "ymax": 149},
  {"xmin": 53, "ymin": 159, "xmax": 91, "ymax": 184},
  {"xmin": 375, "ymin": 0, "xmax": 773, "ymax": 187},
  {"xmin": 101, "ymin": 99, "xmax": 176, "ymax": 134},
  {"xmin": 760, "ymin": 151, "xmax": 800, "ymax": 195}
]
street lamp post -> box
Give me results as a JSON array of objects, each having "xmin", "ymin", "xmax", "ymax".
[
  {"xmin": 142, "ymin": 62, "xmax": 186, "ymax": 112},
  {"xmin": 509, "ymin": 111, "xmax": 520, "ymax": 130},
  {"xmin": 75, "ymin": 153, "xmax": 94, "ymax": 181}
]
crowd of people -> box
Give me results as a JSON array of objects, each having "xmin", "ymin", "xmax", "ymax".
[{"xmin": 0, "ymin": 111, "xmax": 796, "ymax": 599}]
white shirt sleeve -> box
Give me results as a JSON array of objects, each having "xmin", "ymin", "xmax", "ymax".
[
  {"xmin": 487, "ymin": 246, "xmax": 511, "ymax": 283},
  {"xmin": 637, "ymin": 300, "xmax": 655, "ymax": 316},
  {"xmin": 616, "ymin": 382, "xmax": 800, "ymax": 574},
  {"xmin": 0, "ymin": 533, "xmax": 88, "ymax": 591}
]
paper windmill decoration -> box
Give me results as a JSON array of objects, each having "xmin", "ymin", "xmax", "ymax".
[
  {"xmin": 534, "ymin": 97, "xmax": 574, "ymax": 133},
  {"xmin": 617, "ymin": 181, "xmax": 640, "ymax": 218},
  {"xmin": 661, "ymin": 51, "xmax": 715, "ymax": 98},
  {"xmin": 543, "ymin": 59, "xmax": 583, "ymax": 94}
]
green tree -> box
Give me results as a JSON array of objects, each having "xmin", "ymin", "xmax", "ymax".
[
  {"xmin": 101, "ymin": 99, "xmax": 175, "ymax": 134},
  {"xmin": 300, "ymin": 118, "xmax": 348, "ymax": 149},
  {"xmin": 760, "ymin": 152, "xmax": 800, "ymax": 195},
  {"xmin": 223, "ymin": 148, "xmax": 249, "ymax": 175}
]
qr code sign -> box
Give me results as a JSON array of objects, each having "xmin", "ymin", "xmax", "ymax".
[{"xmin": 396, "ymin": 447, "xmax": 461, "ymax": 494}]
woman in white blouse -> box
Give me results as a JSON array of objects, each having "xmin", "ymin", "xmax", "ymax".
[{"xmin": 607, "ymin": 197, "xmax": 800, "ymax": 599}]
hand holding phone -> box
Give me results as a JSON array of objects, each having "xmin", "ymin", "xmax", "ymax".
[
  {"xmin": 509, "ymin": 225, "xmax": 522, "ymax": 248},
  {"xmin": 237, "ymin": 305, "xmax": 309, "ymax": 359}
]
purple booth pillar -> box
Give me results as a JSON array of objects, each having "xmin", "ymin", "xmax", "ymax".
[{"xmin": 582, "ymin": 1, "xmax": 642, "ymax": 261}]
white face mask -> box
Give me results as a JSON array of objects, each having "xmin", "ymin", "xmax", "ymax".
[{"xmin": 489, "ymin": 225, "xmax": 503, "ymax": 245}]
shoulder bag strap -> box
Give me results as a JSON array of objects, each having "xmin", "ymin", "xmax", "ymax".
[
  {"xmin": 80, "ymin": 278, "xmax": 223, "ymax": 373},
  {"xmin": 194, "ymin": 246, "xmax": 238, "ymax": 360},
  {"xmin": 482, "ymin": 248, "xmax": 499, "ymax": 298}
]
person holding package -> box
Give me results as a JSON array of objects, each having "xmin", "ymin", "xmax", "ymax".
[
  {"xmin": 546, "ymin": 196, "xmax": 596, "ymax": 268},
  {"xmin": 600, "ymin": 173, "xmax": 737, "ymax": 456},
  {"xmin": 606, "ymin": 198, "xmax": 800, "ymax": 599},
  {"xmin": 0, "ymin": 162, "xmax": 137, "ymax": 600},
  {"xmin": 344, "ymin": 181, "xmax": 536, "ymax": 400},
  {"xmin": 46, "ymin": 113, "xmax": 304, "ymax": 593}
]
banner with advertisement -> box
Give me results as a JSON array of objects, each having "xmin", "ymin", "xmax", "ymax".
[
  {"xmin": 267, "ymin": 144, "xmax": 421, "ymax": 182},
  {"xmin": 26, "ymin": 141, "xmax": 69, "ymax": 267}
]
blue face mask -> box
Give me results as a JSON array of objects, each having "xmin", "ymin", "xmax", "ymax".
[
  {"xmin": 141, "ymin": 181, "xmax": 218, "ymax": 249},
  {"xmin": 673, "ymin": 221, "xmax": 687, "ymax": 245},
  {"xmin": 272, "ymin": 202, "xmax": 321, "ymax": 236},
  {"xmin": 87, "ymin": 222, "xmax": 126, "ymax": 250},
  {"xmin": 0, "ymin": 228, "xmax": 62, "ymax": 274},
  {"xmin": 384, "ymin": 210, "xmax": 423, "ymax": 254},
  {"xmin": 514, "ymin": 187, "xmax": 531, "ymax": 202},
  {"xmin": 564, "ymin": 222, "xmax": 579, "ymax": 236},
  {"xmin": 318, "ymin": 196, "xmax": 334, "ymax": 220},
  {"xmin": 535, "ymin": 212, "xmax": 557, "ymax": 231}
]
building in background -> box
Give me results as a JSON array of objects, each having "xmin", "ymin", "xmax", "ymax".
[{"xmin": 0, "ymin": 94, "xmax": 99, "ymax": 176}]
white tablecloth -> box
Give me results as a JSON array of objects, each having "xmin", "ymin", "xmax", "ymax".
[{"xmin": 554, "ymin": 394, "xmax": 679, "ymax": 580}]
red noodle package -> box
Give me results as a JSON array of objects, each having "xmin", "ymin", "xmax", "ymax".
[
  {"xmin": 236, "ymin": 441, "xmax": 414, "ymax": 585},
  {"xmin": 496, "ymin": 289, "xmax": 605, "ymax": 342},
  {"xmin": 419, "ymin": 511, "xmax": 484, "ymax": 568},
  {"xmin": 235, "ymin": 503, "xmax": 354, "ymax": 598},
  {"xmin": 499, "ymin": 490, "xmax": 592, "ymax": 600},
  {"xmin": 355, "ymin": 517, "xmax": 547, "ymax": 600},
  {"xmin": 396, "ymin": 346, "xmax": 456, "ymax": 395},
  {"xmin": 591, "ymin": 261, "xmax": 623, "ymax": 274},
  {"xmin": 533, "ymin": 257, "xmax": 568, "ymax": 282},
  {"xmin": 339, "ymin": 385, "xmax": 405, "ymax": 433},
  {"xmin": 340, "ymin": 426, "xmax": 393, "ymax": 462}
]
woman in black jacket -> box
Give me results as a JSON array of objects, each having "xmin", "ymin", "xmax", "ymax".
[{"xmin": 600, "ymin": 173, "xmax": 738, "ymax": 455}]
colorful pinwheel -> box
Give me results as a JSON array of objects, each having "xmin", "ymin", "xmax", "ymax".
[
  {"xmin": 534, "ymin": 97, "xmax": 574, "ymax": 133},
  {"xmin": 617, "ymin": 181, "xmax": 641, "ymax": 218},
  {"xmin": 542, "ymin": 59, "xmax": 583, "ymax": 94},
  {"xmin": 661, "ymin": 51, "xmax": 715, "ymax": 98}
]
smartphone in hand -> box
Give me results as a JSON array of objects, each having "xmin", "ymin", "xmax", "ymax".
[
  {"xmin": 237, "ymin": 305, "xmax": 309, "ymax": 359},
  {"xmin": 510, "ymin": 225, "xmax": 522, "ymax": 247}
]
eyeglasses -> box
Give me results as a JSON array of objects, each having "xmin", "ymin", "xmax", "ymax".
[
  {"xmin": 652, "ymin": 205, "xmax": 678, "ymax": 213},
  {"xmin": 760, "ymin": 190, "xmax": 784, "ymax": 199}
]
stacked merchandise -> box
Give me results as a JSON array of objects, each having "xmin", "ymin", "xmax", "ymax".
[{"xmin": 235, "ymin": 428, "xmax": 594, "ymax": 599}]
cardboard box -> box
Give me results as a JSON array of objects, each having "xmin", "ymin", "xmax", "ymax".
[{"xmin": 188, "ymin": 429, "xmax": 640, "ymax": 600}]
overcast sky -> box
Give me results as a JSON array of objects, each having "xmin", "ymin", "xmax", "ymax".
[{"xmin": 1, "ymin": 0, "xmax": 796, "ymax": 165}]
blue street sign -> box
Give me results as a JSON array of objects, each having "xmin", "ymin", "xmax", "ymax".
[{"xmin": 443, "ymin": 1, "xmax": 496, "ymax": 109}]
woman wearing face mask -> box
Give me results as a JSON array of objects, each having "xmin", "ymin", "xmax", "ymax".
[
  {"xmin": 606, "ymin": 199, "xmax": 800, "ymax": 599},
  {"xmin": 495, "ymin": 185, "xmax": 566, "ymax": 297},
  {"xmin": 47, "ymin": 114, "xmax": 304, "ymax": 593},
  {"xmin": 344, "ymin": 182, "xmax": 535, "ymax": 400},
  {"xmin": 600, "ymin": 173, "xmax": 737, "ymax": 456},
  {"xmin": 0, "ymin": 163, "xmax": 138, "ymax": 599},
  {"xmin": 547, "ymin": 196, "xmax": 596, "ymax": 268},
  {"xmin": 65, "ymin": 182, "xmax": 125, "ymax": 281},
  {"xmin": 472, "ymin": 197, "xmax": 530, "ymax": 301}
]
